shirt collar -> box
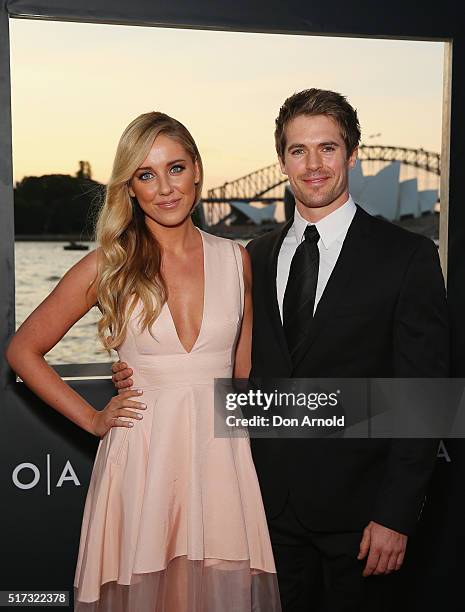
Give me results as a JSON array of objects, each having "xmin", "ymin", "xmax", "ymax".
[{"xmin": 293, "ymin": 195, "xmax": 356, "ymax": 250}]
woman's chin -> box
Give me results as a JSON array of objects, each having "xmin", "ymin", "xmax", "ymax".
[{"xmin": 146, "ymin": 210, "xmax": 193, "ymax": 230}]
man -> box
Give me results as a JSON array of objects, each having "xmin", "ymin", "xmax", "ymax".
[{"xmin": 112, "ymin": 89, "xmax": 449, "ymax": 611}]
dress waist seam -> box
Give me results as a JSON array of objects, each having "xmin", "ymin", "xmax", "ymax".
[{"xmin": 135, "ymin": 381, "xmax": 213, "ymax": 390}]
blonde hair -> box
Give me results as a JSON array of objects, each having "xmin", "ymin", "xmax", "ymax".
[{"xmin": 92, "ymin": 111, "xmax": 204, "ymax": 352}]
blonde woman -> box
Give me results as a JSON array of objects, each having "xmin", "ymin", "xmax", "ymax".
[{"xmin": 6, "ymin": 112, "xmax": 280, "ymax": 611}]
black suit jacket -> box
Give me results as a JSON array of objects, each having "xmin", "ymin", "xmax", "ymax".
[{"xmin": 246, "ymin": 205, "xmax": 449, "ymax": 535}]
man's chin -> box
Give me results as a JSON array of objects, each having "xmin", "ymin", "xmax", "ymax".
[
  {"xmin": 297, "ymin": 188, "xmax": 348, "ymax": 211},
  {"xmin": 299, "ymin": 198, "xmax": 333, "ymax": 210}
]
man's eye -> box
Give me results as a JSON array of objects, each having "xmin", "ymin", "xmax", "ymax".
[
  {"xmin": 170, "ymin": 164, "xmax": 185, "ymax": 174},
  {"xmin": 291, "ymin": 149, "xmax": 304, "ymax": 155},
  {"xmin": 322, "ymin": 146, "xmax": 335, "ymax": 152}
]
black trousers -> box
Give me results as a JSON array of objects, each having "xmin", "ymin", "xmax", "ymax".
[{"xmin": 268, "ymin": 497, "xmax": 402, "ymax": 612}]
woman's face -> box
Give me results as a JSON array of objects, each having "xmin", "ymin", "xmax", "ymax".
[{"xmin": 128, "ymin": 133, "xmax": 200, "ymax": 229}]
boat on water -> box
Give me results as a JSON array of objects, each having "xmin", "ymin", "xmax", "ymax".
[{"xmin": 63, "ymin": 241, "xmax": 89, "ymax": 251}]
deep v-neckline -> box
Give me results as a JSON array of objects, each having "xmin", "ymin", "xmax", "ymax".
[{"xmin": 165, "ymin": 227, "xmax": 206, "ymax": 355}]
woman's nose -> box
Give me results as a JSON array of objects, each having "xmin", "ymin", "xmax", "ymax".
[{"xmin": 158, "ymin": 174, "xmax": 174, "ymax": 195}]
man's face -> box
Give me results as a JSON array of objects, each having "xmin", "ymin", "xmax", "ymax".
[{"xmin": 279, "ymin": 114, "xmax": 357, "ymax": 217}]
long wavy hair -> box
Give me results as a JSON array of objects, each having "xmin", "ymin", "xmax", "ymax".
[{"xmin": 91, "ymin": 112, "xmax": 204, "ymax": 353}]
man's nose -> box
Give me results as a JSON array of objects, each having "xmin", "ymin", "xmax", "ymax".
[{"xmin": 305, "ymin": 150, "xmax": 322, "ymax": 172}]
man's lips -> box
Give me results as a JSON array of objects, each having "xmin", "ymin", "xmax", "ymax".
[
  {"xmin": 156, "ymin": 198, "xmax": 181, "ymax": 209},
  {"xmin": 302, "ymin": 176, "xmax": 331, "ymax": 185}
]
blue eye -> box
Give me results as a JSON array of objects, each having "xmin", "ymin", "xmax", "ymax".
[
  {"xmin": 170, "ymin": 164, "xmax": 185, "ymax": 174},
  {"xmin": 138, "ymin": 171, "xmax": 154, "ymax": 181}
]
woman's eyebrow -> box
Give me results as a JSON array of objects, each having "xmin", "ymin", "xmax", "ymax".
[
  {"xmin": 136, "ymin": 158, "xmax": 187, "ymax": 171},
  {"xmin": 166, "ymin": 158, "xmax": 187, "ymax": 165}
]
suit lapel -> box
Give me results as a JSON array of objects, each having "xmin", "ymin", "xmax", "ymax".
[
  {"xmin": 266, "ymin": 218, "xmax": 294, "ymax": 371},
  {"xmin": 291, "ymin": 205, "xmax": 369, "ymax": 373}
]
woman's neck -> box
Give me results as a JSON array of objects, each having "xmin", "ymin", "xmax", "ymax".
[{"xmin": 146, "ymin": 218, "xmax": 199, "ymax": 255}]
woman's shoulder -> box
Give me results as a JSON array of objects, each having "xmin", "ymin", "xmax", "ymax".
[
  {"xmin": 73, "ymin": 247, "xmax": 103, "ymax": 282},
  {"xmin": 199, "ymin": 228, "xmax": 246, "ymax": 254},
  {"xmin": 63, "ymin": 247, "xmax": 103, "ymax": 305},
  {"xmin": 199, "ymin": 229, "xmax": 250, "ymax": 285}
]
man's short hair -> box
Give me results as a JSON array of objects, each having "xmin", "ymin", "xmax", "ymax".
[{"xmin": 275, "ymin": 88, "xmax": 361, "ymax": 160}]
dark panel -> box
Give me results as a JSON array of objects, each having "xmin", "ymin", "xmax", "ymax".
[
  {"xmin": 1, "ymin": 380, "xmax": 114, "ymax": 589},
  {"xmin": 0, "ymin": 10, "xmax": 15, "ymax": 390},
  {"xmin": 5, "ymin": 0, "xmax": 460, "ymax": 38},
  {"xmin": 447, "ymin": 37, "xmax": 465, "ymax": 375}
]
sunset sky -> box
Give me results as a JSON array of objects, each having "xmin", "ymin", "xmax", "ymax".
[{"xmin": 9, "ymin": 18, "xmax": 445, "ymax": 193}]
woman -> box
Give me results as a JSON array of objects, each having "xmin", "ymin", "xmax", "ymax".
[{"xmin": 5, "ymin": 112, "xmax": 281, "ymax": 611}]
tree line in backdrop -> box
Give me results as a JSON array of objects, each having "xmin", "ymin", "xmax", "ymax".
[
  {"xmin": 14, "ymin": 161, "xmax": 203, "ymax": 237},
  {"xmin": 14, "ymin": 162, "xmax": 102, "ymax": 237}
]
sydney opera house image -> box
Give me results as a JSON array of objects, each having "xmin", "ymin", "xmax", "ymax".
[
  {"xmin": 207, "ymin": 156, "xmax": 440, "ymax": 242},
  {"xmin": 348, "ymin": 160, "xmax": 438, "ymax": 222}
]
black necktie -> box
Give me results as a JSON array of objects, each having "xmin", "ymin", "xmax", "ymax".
[{"xmin": 283, "ymin": 224, "xmax": 320, "ymax": 360}]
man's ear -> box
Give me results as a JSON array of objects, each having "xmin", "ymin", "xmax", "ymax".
[
  {"xmin": 278, "ymin": 155, "xmax": 287, "ymax": 176},
  {"xmin": 348, "ymin": 146, "xmax": 358, "ymax": 170}
]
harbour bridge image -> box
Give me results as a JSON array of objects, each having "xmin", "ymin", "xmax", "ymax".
[{"xmin": 200, "ymin": 145, "xmax": 441, "ymax": 239}]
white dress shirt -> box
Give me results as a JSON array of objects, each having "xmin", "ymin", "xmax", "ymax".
[{"xmin": 277, "ymin": 195, "xmax": 357, "ymax": 320}]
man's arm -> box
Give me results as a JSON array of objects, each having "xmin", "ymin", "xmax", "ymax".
[
  {"xmin": 373, "ymin": 237, "xmax": 449, "ymax": 531},
  {"xmin": 393, "ymin": 236, "xmax": 449, "ymax": 377},
  {"xmin": 360, "ymin": 237, "xmax": 449, "ymax": 576}
]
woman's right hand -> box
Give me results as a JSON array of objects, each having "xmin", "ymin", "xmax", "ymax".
[{"xmin": 90, "ymin": 389, "xmax": 146, "ymax": 438}]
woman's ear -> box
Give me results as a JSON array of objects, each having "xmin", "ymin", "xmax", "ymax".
[
  {"xmin": 194, "ymin": 160, "xmax": 201, "ymax": 185},
  {"xmin": 128, "ymin": 181, "xmax": 136, "ymax": 198}
]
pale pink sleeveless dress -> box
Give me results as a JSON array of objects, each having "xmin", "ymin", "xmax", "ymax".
[{"xmin": 73, "ymin": 229, "xmax": 281, "ymax": 611}]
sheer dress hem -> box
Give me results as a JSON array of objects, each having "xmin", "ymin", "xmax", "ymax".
[{"xmin": 74, "ymin": 555, "xmax": 281, "ymax": 611}]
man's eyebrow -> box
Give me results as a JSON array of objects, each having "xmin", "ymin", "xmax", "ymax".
[
  {"xmin": 286, "ymin": 141, "xmax": 341, "ymax": 151},
  {"xmin": 287, "ymin": 143, "xmax": 306, "ymax": 151}
]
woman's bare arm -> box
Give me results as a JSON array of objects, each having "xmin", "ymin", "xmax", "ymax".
[
  {"xmin": 5, "ymin": 249, "xmax": 103, "ymax": 433},
  {"xmin": 5, "ymin": 248, "xmax": 149, "ymax": 437},
  {"xmin": 233, "ymin": 244, "xmax": 252, "ymax": 379}
]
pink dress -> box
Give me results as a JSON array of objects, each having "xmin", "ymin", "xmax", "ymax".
[{"xmin": 73, "ymin": 229, "xmax": 281, "ymax": 611}]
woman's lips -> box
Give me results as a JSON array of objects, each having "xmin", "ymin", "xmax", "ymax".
[{"xmin": 156, "ymin": 198, "xmax": 181, "ymax": 209}]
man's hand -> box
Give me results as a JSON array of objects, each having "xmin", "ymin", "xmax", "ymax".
[
  {"xmin": 358, "ymin": 521, "xmax": 408, "ymax": 577},
  {"xmin": 111, "ymin": 360, "xmax": 134, "ymax": 393}
]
